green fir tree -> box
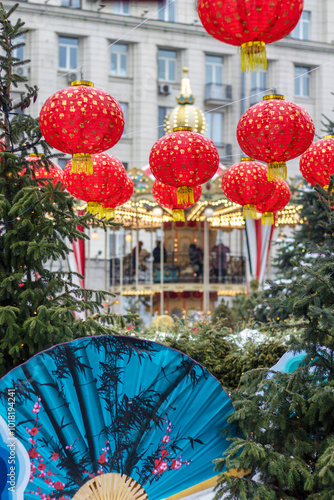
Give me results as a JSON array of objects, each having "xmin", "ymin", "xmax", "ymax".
[
  {"xmin": 0, "ymin": 4, "xmax": 129, "ymax": 377},
  {"xmin": 214, "ymin": 182, "xmax": 334, "ymax": 499}
]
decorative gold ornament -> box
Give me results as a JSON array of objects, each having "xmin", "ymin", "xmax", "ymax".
[{"xmin": 165, "ymin": 67, "xmax": 206, "ymax": 134}]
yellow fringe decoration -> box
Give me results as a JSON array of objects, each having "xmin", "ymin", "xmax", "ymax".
[
  {"xmin": 104, "ymin": 207, "xmax": 115, "ymax": 219},
  {"xmin": 268, "ymin": 162, "xmax": 287, "ymax": 181},
  {"xmin": 243, "ymin": 204, "xmax": 257, "ymax": 220},
  {"xmin": 261, "ymin": 212, "xmax": 274, "ymax": 225},
  {"xmin": 172, "ymin": 209, "xmax": 185, "ymax": 222},
  {"xmin": 240, "ymin": 41, "xmax": 267, "ymax": 72},
  {"xmin": 72, "ymin": 153, "xmax": 93, "ymax": 174},
  {"xmin": 177, "ymin": 186, "xmax": 194, "ymax": 205},
  {"xmin": 87, "ymin": 202, "xmax": 104, "ymax": 218}
]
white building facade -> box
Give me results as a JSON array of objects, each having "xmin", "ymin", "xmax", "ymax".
[
  {"xmin": 10, "ymin": 0, "xmax": 334, "ymax": 174},
  {"xmin": 7, "ymin": 0, "xmax": 334, "ymax": 320}
]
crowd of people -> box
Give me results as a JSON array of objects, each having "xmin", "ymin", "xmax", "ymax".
[{"xmin": 125, "ymin": 239, "xmax": 231, "ymax": 282}]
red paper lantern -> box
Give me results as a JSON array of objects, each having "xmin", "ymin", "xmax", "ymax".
[
  {"xmin": 102, "ymin": 175, "xmax": 133, "ymax": 218},
  {"xmin": 152, "ymin": 180, "xmax": 202, "ymax": 221},
  {"xmin": 149, "ymin": 131, "xmax": 219, "ymax": 204},
  {"xmin": 256, "ymin": 179, "xmax": 290, "ymax": 225},
  {"xmin": 197, "ymin": 0, "xmax": 303, "ymax": 72},
  {"xmin": 39, "ymin": 81, "xmax": 124, "ymax": 174},
  {"xmin": 299, "ymin": 135, "xmax": 334, "ymax": 188},
  {"xmin": 23, "ymin": 154, "xmax": 64, "ymax": 188},
  {"xmin": 237, "ymin": 95, "xmax": 314, "ymax": 181},
  {"xmin": 63, "ymin": 153, "xmax": 127, "ymax": 217},
  {"xmin": 221, "ymin": 159, "xmax": 275, "ymax": 219}
]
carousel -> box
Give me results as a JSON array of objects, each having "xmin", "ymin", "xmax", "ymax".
[{"xmin": 82, "ymin": 69, "xmax": 300, "ymax": 323}]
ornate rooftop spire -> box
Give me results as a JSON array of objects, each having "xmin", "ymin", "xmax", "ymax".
[
  {"xmin": 164, "ymin": 67, "xmax": 206, "ymax": 134},
  {"xmin": 176, "ymin": 67, "xmax": 194, "ymax": 105}
]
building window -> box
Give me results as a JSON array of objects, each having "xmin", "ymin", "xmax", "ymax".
[
  {"xmin": 111, "ymin": 1, "xmax": 130, "ymax": 15},
  {"xmin": 206, "ymin": 112, "xmax": 223, "ymax": 147},
  {"xmin": 158, "ymin": 0, "xmax": 175, "ymax": 22},
  {"xmin": 58, "ymin": 158, "xmax": 70, "ymax": 170},
  {"xmin": 250, "ymin": 71, "xmax": 267, "ymax": 105},
  {"xmin": 61, "ymin": 0, "xmax": 81, "ymax": 8},
  {"xmin": 110, "ymin": 44, "xmax": 128, "ymax": 77},
  {"xmin": 205, "ymin": 55, "xmax": 223, "ymax": 84},
  {"xmin": 58, "ymin": 36, "xmax": 78, "ymax": 71},
  {"xmin": 10, "ymin": 92, "xmax": 24, "ymax": 118},
  {"xmin": 119, "ymin": 102, "xmax": 127, "ymax": 135},
  {"xmin": 294, "ymin": 66, "xmax": 310, "ymax": 97},
  {"xmin": 13, "ymin": 33, "xmax": 25, "ymax": 62},
  {"xmin": 158, "ymin": 106, "xmax": 172, "ymax": 138},
  {"xmin": 158, "ymin": 49, "xmax": 176, "ymax": 82},
  {"xmin": 290, "ymin": 11, "xmax": 310, "ymax": 40}
]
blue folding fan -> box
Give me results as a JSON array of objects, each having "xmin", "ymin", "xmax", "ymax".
[
  {"xmin": 270, "ymin": 350, "xmax": 307, "ymax": 374},
  {"xmin": 0, "ymin": 335, "xmax": 237, "ymax": 500},
  {"xmin": 0, "ymin": 415, "xmax": 30, "ymax": 500}
]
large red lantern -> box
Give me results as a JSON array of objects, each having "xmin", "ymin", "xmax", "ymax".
[
  {"xmin": 299, "ymin": 135, "xmax": 334, "ymax": 188},
  {"xmin": 102, "ymin": 175, "xmax": 133, "ymax": 219},
  {"xmin": 152, "ymin": 180, "xmax": 202, "ymax": 221},
  {"xmin": 197, "ymin": 0, "xmax": 303, "ymax": 72},
  {"xmin": 63, "ymin": 153, "xmax": 127, "ymax": 217},
  {"xmin": 149, "ymin": 131, "xmax": 219, "ymax": 204},
  {"xmin": 256, "ymin": 179, "xmax": 290, "ymax": 225},
  {"xmin": 237, "ymin": 95, "xmax": 314, "ymax": 181},
  {"xmin": 23, "ymin": 154, "xmax": 64, "ymax": 188},
  {"xmin": 39, "ymin": 81, "xmax": 124, "ymax": 174},
  {"xmin": 221, "ymin": 159, "xmax": 275, "ymax": 219}
]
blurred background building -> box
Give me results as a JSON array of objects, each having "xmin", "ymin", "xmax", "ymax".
[{"xmin": 9, "ymin": 0, "xmax": 334, "ymax": 321}]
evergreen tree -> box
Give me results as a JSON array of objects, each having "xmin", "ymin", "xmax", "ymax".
[
  {"xmin": 233, "ymin": 187, "xmax": 330, "ymax": 327},
  {"xmin": 214, "ymin": 182, "xmax": 334, "ymax": 499},
  {"xmin": 141, "ymin": 318, "xmax": 286, "ymax": 390},
  {"xmin": 0, "ymin": 4, "xmax": 128, "ymax": 377},
  {"xmin": 211, "ymin": 299, "xmax": 235, "ymax": 329}
]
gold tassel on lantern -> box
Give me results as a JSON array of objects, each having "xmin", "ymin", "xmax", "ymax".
[
  {"xmin": 243, "ymin": 204, "xmax": 257, "ymax": 219},
  {"xmin": 261, "ymin": 212, "xmax": 274, "ymax": 225},
  {"xmin": 240, "ymin": 41, "xmax": 267, "ymax": 72},
  {"xmin": 72, "ymin": 153, "xmax": 93, "ymax": 174},
  {"xmin": 104, "ymin": 207, "xmax": 115, "ymax": 219},
  {"xmin": 177, "ymin": 186, "xmax": 194, "ymax": 205},
  {"xmin": 87, "ymin": 202, "xmax": 104, "ymax": 218},
  {"xmin": 268, "ymin": 162, "xmax": 287, "ymax": 181},
  {"xmin": 172, "ymin": 209, "xmax": 185, "ymax": 222}
]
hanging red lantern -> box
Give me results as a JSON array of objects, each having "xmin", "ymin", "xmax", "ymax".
[
  {"xmin": 102, "ymin": 175, "xmax": 133, "ymax": 219},
  {"xmin": 39, "ymin": 81, "xmax": 124, "ymax": 174},
  {"xmin": 256, "ymin": 179, "xmax": 290, "ymax": 225},
  {"xmin": 149, "ymin": 130, "xmax": 219, "ymax": 205},
  {"xmin": 197, "ymin": 0, "xmax": 303, "ymax": 72},
  {"xmin": 221, "ymin": 159, "xmax": 275, "ymax": 219},
  {"xmin": 63, "ymin": 153, "xmax": 127, "ymax": 217},
  {"xmin": 299, "ymin": 135, "xmax": 334, "ymax": 188},
  {"xmin": 237, "ymin": 94, "xmax": 314, "ymax": 181},
  {"xmin": 23, "ymin": 154, "xmax": 64, "ymax": 188},
  {"xmin": 152, "ymin": 180, "xmax": 202, "ymax": 222}
]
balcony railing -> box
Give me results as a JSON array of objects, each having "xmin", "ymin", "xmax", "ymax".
[
  {"xmin": 110, "ymin": 252, "xmax": 245, "ymax": 286},
  {"xmin": 205, "ymin": 83, "xmax": 232, "ymax": 102}
]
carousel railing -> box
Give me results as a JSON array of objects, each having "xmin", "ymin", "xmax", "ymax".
[{"xmin": 109, "ymin": 252, "xmax": 246, "ymax": 286}]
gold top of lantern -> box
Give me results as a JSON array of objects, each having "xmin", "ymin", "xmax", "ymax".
[
  {"xmin": 71, "ymin": 81, "xmax": 94, "ymax": 87},
  {"xmin": 263, "ymin": 94, "xmax": 285, "ymax": 101},
  {"xmin": 165, "ymin": 67, "xmax": 206, "ymax": 134}
]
